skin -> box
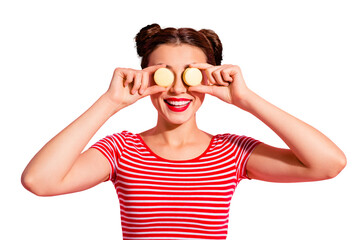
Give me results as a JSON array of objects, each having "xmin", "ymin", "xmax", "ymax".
[
  {"xmin": 140, "ymin": 44, "xmax": 213, "ymax": 160},
  {"xmin": 21, "ymin": 43, "xmax": 347, "ymax": 196}
]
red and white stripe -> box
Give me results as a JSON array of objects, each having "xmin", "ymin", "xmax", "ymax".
[{"xmin": 91, "ymin": 131, "xmax": 260, "ymax": 240}]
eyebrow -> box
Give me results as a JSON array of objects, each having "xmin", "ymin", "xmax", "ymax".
[{"xmin": 156, "ymin": 63, "xmax": 193, "ymax": 69}]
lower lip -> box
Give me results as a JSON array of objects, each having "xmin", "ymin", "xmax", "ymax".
[{"xmin": 165, "ymin": 101, "xmax": 191, "ymax": 112}]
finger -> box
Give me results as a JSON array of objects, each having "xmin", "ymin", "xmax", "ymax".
[
  {"xmin": 204, "ymin": 67, "xmax": 219, "ymax": 85},
  {"xmin": 124, "ymin": 70, "xmax": 134, "ymax": 87},
  {"xmin": 189, "ymin": 63, "xmax": 214, "ymax": 70},
  {"xmin": 131, "ymin": 72, "xmax": 142, "ymax": 95},
  {"xmin": 143, "ymin": 64, "xmax": 167, "ymax": 73},
  {"xmin": 142, "ymin": 85, "xmax": 167, "ymax": 96},
  {"xmin": 139, "ymin": 72, "xmax": 149, "ymax": 95},
  {"xmin": 221, "ymin": 66, "xmax": 234, "ymax": 82},
  {"xmin": 203, "ymin": 71, "xmax": 215, "ymax": 85},
  {"xmin": 112, "ymin": 67, "xmax": 122, "ymax": 81},
  {"xmin": 188, "ymin": 85, "xmax": 215, "ymax": 96},
  {"xmin": 202, "ymin": 72, "xmax": 210, "ymax": 86},
  {"xmin": 212, "ymin": 69, "xmax": 228, "ymax": 86},
  {"xmin": 189, "ymin": 63, "xmax": 217, "ymax": 84},
  {"xmin": 221, "ymin": 69, "xmax": 233, "ymax": 82}
]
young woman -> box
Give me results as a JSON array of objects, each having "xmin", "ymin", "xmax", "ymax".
[{"xmin": 21, "ymin": 24, "xmax": 346, "ymax": 239}]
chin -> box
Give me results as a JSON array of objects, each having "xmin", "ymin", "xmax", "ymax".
[
  {"xmin": 160, "ymin": 111, "xmax": 196, "ymax": 126},
  {"xmin": 151, "ymin": 94, "xmax": 204, "ymax": 126}
]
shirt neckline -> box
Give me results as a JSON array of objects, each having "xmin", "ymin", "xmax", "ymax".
[{"xmin": 136, "ymin": 133, "xmax": 217, "ymax": 162}]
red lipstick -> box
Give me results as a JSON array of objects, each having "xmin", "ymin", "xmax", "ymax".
[{"xmin": 164, "ymin": 98, "xmax": 192, "ymax": 112}]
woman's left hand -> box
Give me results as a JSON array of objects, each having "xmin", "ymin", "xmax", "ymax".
[
  {"xmin": 188, "ymin": 63, "xmax": 252, "ymax": 111},
  {"xmin": 189, "ymin": 63, "xmax": 347, "ymax": 183}
]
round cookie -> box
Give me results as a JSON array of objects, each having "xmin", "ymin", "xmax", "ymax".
[
  {"xmin": 183, "ymin": 68, "xmax": 203, "ymax": 86},
  {"xmin": 153, "ymin": 68, "xmax": 174, "ymax": 87}
]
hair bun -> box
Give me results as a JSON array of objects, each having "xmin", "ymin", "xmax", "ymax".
[
  {"xmin": 135, "ymin": 23, "xmax": 161, "ymax": 57},
  {"xmin": 199, "ymin": 29, "xmax": 223, "ymax": 65}
]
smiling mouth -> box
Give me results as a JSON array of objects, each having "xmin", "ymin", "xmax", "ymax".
[{"xmin": 164, "ymin": 98, "xmax": 192, "ymax": 112}]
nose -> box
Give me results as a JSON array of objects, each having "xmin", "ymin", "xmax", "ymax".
[{"xmin": 169, "ymin": 73, "xmax": 187, "ymax": 94}]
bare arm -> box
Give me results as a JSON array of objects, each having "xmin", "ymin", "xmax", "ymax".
[
  {"xmin": 243, "ymin": 90, "xmax": 346, "ymax": 182},
  {"xmin": 189, "ymin": 63, "xmax": 346, "ymax": 182},
  {"xmin": 21, "ymin": 95, "xmax": 115, "ymax": 196},
  {"xmin": 21, "ymin": 65, "xmax": 166, "ymax": 196}
]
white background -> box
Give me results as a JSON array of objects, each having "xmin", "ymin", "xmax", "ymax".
[{"xmin": 1, "ymin": 0, "xmax": 359, "ymax": 239}]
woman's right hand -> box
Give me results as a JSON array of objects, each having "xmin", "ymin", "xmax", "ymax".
[
  {"xmin": 21, "ymin": 64, "xmax": 168, "ymax": 196},
  {"xmin": 104, "ymin": 64, "xmax": 167, "ymax": 114}
]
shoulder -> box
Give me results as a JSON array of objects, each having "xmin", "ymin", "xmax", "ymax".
[
  {"xmin": 97, "ymin": 130, "xmax": 139, "ymax": 148},
  {"xmin": 108, "ymin": 130, "xmax": 137, "ymax": 140},
  {"xmin": 214, "ymin": 133, "xmax": 261, "ymax": 149},
  {"xmin": 215, "ymin": 133, "xmax": 253, "ymax": 142},
  {"xmin": 119, "ymin": 130, "xmax": 137, "ymax": 138}
]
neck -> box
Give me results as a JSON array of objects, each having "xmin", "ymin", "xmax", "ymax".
[{"xmin": 151, "ymin": 114, "xmax": 202, "ymax": 146}]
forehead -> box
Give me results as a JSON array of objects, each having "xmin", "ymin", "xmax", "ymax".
[{"xmin": 148, "ymin": 44, "xmax": 207, "ymax": 67}]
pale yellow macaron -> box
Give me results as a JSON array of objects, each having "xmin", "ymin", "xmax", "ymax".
[
  {"xmin": 153, "ymin": 68, "xmax": 174, "ymax": 87},
  {"xmin": 183, "ymin": 68, "xmax": 203, "ymax": 86}
]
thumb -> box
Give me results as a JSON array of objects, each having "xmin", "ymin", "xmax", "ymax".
[
  {"xmin": 188, "ymin": 85, "xmax": 215, "ymax": 96},
  {"xmin": 142, "ymin": 85, "xmax": 167, "ymax": 97}
]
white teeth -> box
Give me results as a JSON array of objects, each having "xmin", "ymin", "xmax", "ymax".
[{"xmin": 166, "ymin": 100, "xmax": 191, "ymax": 106}]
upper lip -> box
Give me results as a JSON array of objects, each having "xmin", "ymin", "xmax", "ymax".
[{"xmin": 165, "ymin": 98, "xmax": 192, "ymax": 101}]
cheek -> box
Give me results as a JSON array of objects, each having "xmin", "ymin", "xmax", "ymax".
[
  {"xmin": 150, "ymin": 92, "xmax": 163, "ymax": 109},
  {"xmin": 196, "ymin": 93, "xmax": 206, "ymax": 105},
  {"xmin": 150, "ymin": 95, "xmax": 157, "ymax": 108}
]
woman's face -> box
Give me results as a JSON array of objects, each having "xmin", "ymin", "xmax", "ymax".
[{"xmin": 148, "ymin": 44, "xmax": 207, "ymax": 125}]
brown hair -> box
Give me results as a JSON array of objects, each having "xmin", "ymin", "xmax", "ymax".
[{"xmin": 135, "ymin": 23, "xmax": 223, "ymax": 69}]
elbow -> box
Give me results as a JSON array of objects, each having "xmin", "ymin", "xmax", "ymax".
[
  {"xmin": 21, "ymin": 172, "xmax": 41, "ymax": 196},
  {"xmin": 21, "ymin": 172, "xmax": 52, "ymax": 197},
  {"xmin": 322, "ymin": 153, "xmax": 347, "ymax": 180},
  {"xmin": 331, "ymin": 155, "xmax": 347, "ymax": 178},
  {"xmin": 308, "ymin": 153, "xmax": 347, "ymax": 181}
]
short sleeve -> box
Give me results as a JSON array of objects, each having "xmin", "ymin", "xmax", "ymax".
[
  {"xmin": 90, "ymin": 132, "xmax": 126, "ymax": 182},
  {"xmin": 233, "ymin": 135, "xmax": 262, "ymax": 184}
]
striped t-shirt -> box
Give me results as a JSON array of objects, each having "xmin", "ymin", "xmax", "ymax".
[{"xmin": 91, "ymin": 130, "xmax": 261, "ymax": 240}]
